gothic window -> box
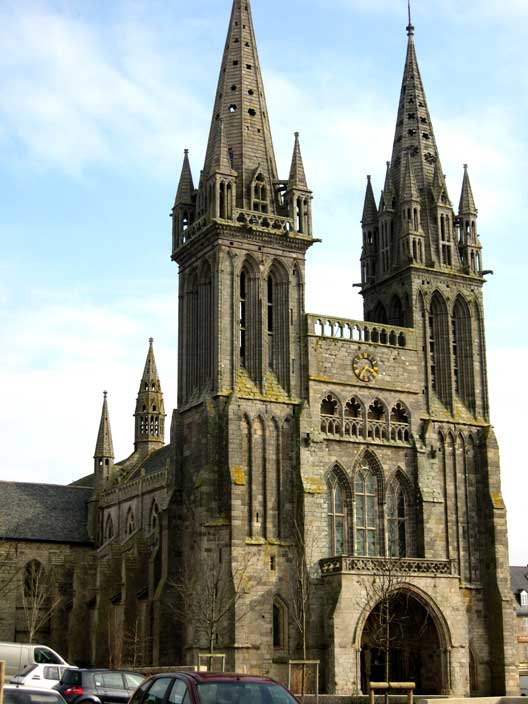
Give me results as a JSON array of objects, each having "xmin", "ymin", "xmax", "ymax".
[
  {"xmin": 328, "ymin": 473, "xmax": 347, "ymax": 555},
  {"xmin": 149, "ymin": 501, "xmax": 160, "ymax": 534},
  {"xmin": 354, "ymin": 468, "xmax": 379, "ymax": 556},
  {"xmin": 389, "ymin": 294, "xmax": 405, "ymax": 327},
  {"xmin": 390, "ymin": 403, "xmax": 410, "ymax": 442},
  {"xmin": 125, "ymin": 507, "xmax": 136, "ymax": 537},
  {"xmin": 372, "ymin": 302, "xmax": 388, "ymax": 325},
  {"xmin": 24, "ymin": 560, "xmax": 44, "ymax": 598},
  {"xmin": 104, "ymin": 514, "xmax": 114, "ymax": 541},
  {"xmin": 429, "ymin": 292, "xmax": 450, "ymax": 407},
  {"xmin": 452, "ymin": 296, "xmax": 475, "ymax": 412},
  {"xmin": 240, "ymin": 270, "xmax": 247, "ymax": 367},
  {"xmin": 273, "ymin": 598, "xmax": 288, "ymax": 650},
  {"xmin": 387, "ymin": 482, "xmax": 408, "ymax": 557},
  {"xmin": 320, "ymin": 394, "xmax": 341, "ymax": 435},
  {"xmin": 267, "ymin": 275, "xmax": 274, "ymax": 370},
  {"xmin": 440, "ymin": 214, "xmax": 452, "ymax": 265},
  {"xmin": 253, "ymin": 173, "xmax": 268, "ymax": 213},
  {"xmin": 344, "ymin": 397, "xmax": 364, "ymax": 438},
  {"xmin": 367, "ymin": 400, "xmax": 387, "ymax": 440}
]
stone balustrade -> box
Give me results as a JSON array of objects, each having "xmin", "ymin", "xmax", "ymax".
[
  {"xmin": 320, "ymin": 555, "xmax": 455, "ymax": 577},
  {"xmin": 307, "ymin": 315, "xmax": 416, "ymax": 349}
]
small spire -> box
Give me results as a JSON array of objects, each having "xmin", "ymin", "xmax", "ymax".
[
  {"xmin": 362, "ymin": 175, "xmax": 378, "ymax": 225},
  {"xmin": 432, "ymin": 158, "xmax": 450, "ymax": 204},
  {"xmin": 94, "ymin": 391, "xmax": 114, "ymax": 459},
  {"xmin": 140, "ymin": 338, "xmax": 160, "ymax": 390},
  {"xmin": 401, "ymin": 152, "xmax": 419, "ymax": 202},
  {"xmin": 210, "ymin": 119, "xmax": 235, "ymax": 175},
  {"xmin": 174, "ymin": 149, "xmax": 194, "ymax": 206},
  {"xmin": 407, "ymin": 0, "xmax": 414, "ymax": 36},
  {"xmin": 459, "ymin": 164, "xmax": 478, "ymax": 215},
  {"xmin": 134, "ymin": 339, "xmax": 166, "ymax": 450},
  {"xmin": 288, "ymin": 131, "xmax": 309, "ymax": 190}
]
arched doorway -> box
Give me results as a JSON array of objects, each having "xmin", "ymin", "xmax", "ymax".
[{"xmin": 360, "ymin": 590, "xmax": 446, "ymax": 694}]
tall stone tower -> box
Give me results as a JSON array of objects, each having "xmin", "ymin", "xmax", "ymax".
[{"xmin": 170, "ymin": 0, "xmax": 314, "ymax": 670}]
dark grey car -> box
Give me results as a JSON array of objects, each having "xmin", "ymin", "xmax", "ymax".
[{"xmin": 54, "ymin": 669, "xmax": 144, "ymax": 704}]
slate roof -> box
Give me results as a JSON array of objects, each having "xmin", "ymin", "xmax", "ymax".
[
  {"xmin": 510, "ymin": 566, "xmax": 528, "ymax": 616},
  {"xmin": 0, "ymin": 481, "xmax": 93, "ymax": 545}
]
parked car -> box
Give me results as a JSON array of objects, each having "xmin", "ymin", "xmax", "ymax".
[
  {"xmin": 128, "ymin": 672, "xmax": 299, "ymax": 704},
  {"xmin": 11, "ymin": 664, "xmax": 75, "ymax": 689},
  {"xmin": 2, "ymin": 685, "xmax": 67, "ymax": 704},
  {"xmin": 0, "ymin": 642, "xmax": 70, "ymax": 681},
  {"xmin": 55, "ymin": 669, "xmax": 145, "ymax": 704}
]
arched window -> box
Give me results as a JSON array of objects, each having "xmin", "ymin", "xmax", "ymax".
[
  {"xmin": 367, "ymin": 400, "xmax": 387, "ymax": 440},
  {"xmin": 452, "ymin": 296, "xmax": 475, "ymax": 412},
  {"xmin": 344, "ymin": 397, "xmax": 363, "ymax": 438},
  {"xmin": 320, "ymin": 394, "xmax": 341, "ymax": 435},
  {"xmin": 24, "ymin": 560, "xmax": 44, "ymax": 598},
  {"xmin": 240, "ymin": 270, "xmax": 247, "ymax": 367},
  {"xmin": 125, "ymin": 508, "xmax": 136, "ymax": 537},
  {"xmin": 267, "ymin": 275, "xmax": 274, "ymax": 370},
  {"xmin": 253, "ymin": 173, "xmax": 268, "ymax": 213},
  {"xmin": 273, "ymin": 598, "xmax": 288, "ymax": 650},
  {"xmin": 429, "ymin": 292, "xmax": 450, "ymax": 407},
  {"xmin": 149, "ymin": 501, "xmax": 160, "ymax": 534},
  {"xmin": 104, "ymin": 514, "xmax": 114, "ymax": 541},
  {"xmin": 354, "ymin": 467, "xmax": 379, "ymax": 556},
  {"xmin": 390, "ymin": 403, "xmax": 410, "ymax": 442},
  {"xmin": 387, "ymin": 482, "xmax": 408, "ymax": 557},
  {"xmin": 328, "ymin": 473, "xmax": 347, "ymax": 555}
]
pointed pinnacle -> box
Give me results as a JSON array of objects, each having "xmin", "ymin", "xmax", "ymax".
[
  {"xmin": 362, "ymin": 175, "xmax": 378, "ymax": 224},
  {"xmin": 94, "ymin": 391, "xmax": 114, "ymax": 459},
  {"xmin": 459, "ymin": 164, "xmax": 477, "ymax": 215},
  {"xmin": 141, "ymin": 338, "xmax": 160, "ymax": 389},
  {"xmin": 175, "ymin": 149, "xmax": 194, "ymax": 205},
  {"xmin": 210, "ymin": 119, "xmax": 235, "ymax": 175},
  {"xmin": 402, "ymin": 152, "xmax": 420, "ymax": 201},
  {"xmin": 289, "ymin": 131, "xmax": 309, "ymax": 190},
  {"xmin": 407, "ymin": 0, "xmax": 415, "ymax": 36}
]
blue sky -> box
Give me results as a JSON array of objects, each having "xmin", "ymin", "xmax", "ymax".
[{"xmin": 0, "ymin": 0, "xmax": 526, "ymax": 564}]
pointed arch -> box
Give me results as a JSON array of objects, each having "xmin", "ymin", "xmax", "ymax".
[
  {"xmin": 353, "ymin": 450, "xmax": 385, "ymax": 556},
  {"xmin": 451, "ymin": 294, "xmax": 475, "ymax": 412},
  {"xmin": 320, "ymin": 392, "xmax": 342, "ymax": 436},
  {"xmin": 266, "ymin": 259, "xmax": 289, "ymax": 387},
  {"xmin": 372, "ymin": 301, "xmax": 388, "ymax": 324},
  {"xmin": 327, "ymin": 463, "xmax": 352, "ymax": 556},
  {"xmin": 197, "ymin": 259, "xmax": 213, "ymax": 391},
  {"xmin": 149, "ymin": 499, "xmax": 160, "ymax": 534},
  {"xmin": 367, "ymin": 399, "xmax": 388, "ymax": 440},
  {"xmin": 429, "ymin": 291, "xmax": 451, "ymax": 407},
  {"xmin": 390, "ymin": 401, "xmax": 411, "ymax": 442},
  {"xmin": 104, "ymin": 514, "xmax": 115, "ymax": 542},
  {"xmin": 239, "ymin": 255, "xmax": 260, "ymax": 382},
  {"xmin": 273, "ymin": 594, "xmax": 289, "ymax": 651},
  {"xmin": 125, "ymin": 507, "xmax": 136, "ymax": 537},
  {"xmin": 344, "ymin": 396, "xmax": 365, "ymax": 438},
  {"xmin": 389, "ymin": 294, "xmax": 404, "ymax": 327},
  {"xmin": 386, "ymin": 469, "xmax": 413, "ymax": 557}
]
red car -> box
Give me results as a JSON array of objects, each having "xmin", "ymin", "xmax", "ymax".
[{"xmin": 129, "ymin": 672, "xmax": 299, "ymax": 704}]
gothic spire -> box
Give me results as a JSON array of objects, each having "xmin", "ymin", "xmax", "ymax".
[
  {"xmin": 390, "ymin": 20, "xmax": 441, "ymax": 195},
  {"xmin": 432, "ymin": 158, "xmax": 450, "ymax": 204},
  {"xmin": 174, "ymin": 149, "xmax": 194, "ymax": 206},
  {"xmin": 202, "ymin": 0, "xmax": 279, "ymax": 211},
  {"xmin": 94, "ymin": 391, "xmax": 114, "ymax": 459},
  {"xmin": 459, "ymin": 164, "xmax": 478, "ymax": 215},
  {"xmin": 288, "ymin": 132, "xmax": 308, "ymax": 190},
  {"xmin": 362, "ymin": 176, "xmax": 378, "ymax": 224},
  {"xmin": 401, "ymin": 152, "xmax": 420, "ymax": 202},
  {"xmin": 134, "ymin": 338, "xmax": 166, "ymax": 451},
  {"xmin": 210, "ymin": 119, "xmax": 236, "ymax": 175},
  {"xmin": 380, "ymin": 162, "xmax": 395, "ymax": 212}
]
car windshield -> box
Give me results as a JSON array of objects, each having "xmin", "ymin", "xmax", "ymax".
[
  {"xmin": 5, "ymin": 691, "xmax": 64, "ymax": 704},
  {"xmin": 196, "ymin": 682, "xmax": 297, "ymax": 704}
]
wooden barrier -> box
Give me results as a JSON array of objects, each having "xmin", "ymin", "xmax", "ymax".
[
  {"xmin": 369, "ymin": 681, "xmax": 416, "ymax": 704},
  {"xmin": 0, "ymin": 660, "xmax": 5, "ymax": 704}
]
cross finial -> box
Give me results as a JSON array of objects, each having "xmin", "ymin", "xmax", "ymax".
[
  {"xmin": 407, "ymin": 0, "xmax": 415, "ymax": 36},
  {"xmin": 149, "ymin": 337, "xmax": 154, "ymax": 344},
  {"xmin": 103, "ymin": 390, "xmax": 108, "ymax": 399}
]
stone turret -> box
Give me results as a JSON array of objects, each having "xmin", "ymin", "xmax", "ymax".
[
  {"xmin": 172, "ymin": 149, "xmax": 196, "ymax": 254},
  {"xmin": 458, "ymin": 164, "xmax": 482, "ymax": 274},
  {"xmin": 134, "ymin": 338, "xmax": 166, "ymax": 454},
  {"xmin": 285, "ymin": 132, "xmax": 312, "ymax": 236},
  {"xmin": 94, "ymin": 391, "xmax": 115, "ymax": 492}
]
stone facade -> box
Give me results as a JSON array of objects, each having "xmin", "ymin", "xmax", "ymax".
[{"xmin": 0, "ymin": 0, "xmax": 518, "ymax": 697}]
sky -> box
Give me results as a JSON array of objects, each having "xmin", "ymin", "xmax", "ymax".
[{"xmin": 0, "ymin": 0, "xmax": 526, "ymax": 564}]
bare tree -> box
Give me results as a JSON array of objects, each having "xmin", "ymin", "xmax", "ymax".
[
  {"xmin": 21, "ymin": 560, "xmax": 62, "ymax": 643},
  {"xmin": 168, "ymin": 549, "xmax": 254, "ymax": 662}
]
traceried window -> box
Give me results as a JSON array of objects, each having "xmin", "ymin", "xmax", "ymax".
[
  {"xmin": 104, "ymin": 514, "xmax": 114, "ymax": 541},
  {"xmin": 253, "ymin": 173, "xmax": 268, "ymax": 213},
  {"xmin": 354, "ymin": 469, "xmax": 378, "ymax": 556},
  {"xmin": 387, "ymin": 483, "xmax": 407, "ymax": 557},
  {"xmin": 390, "ymin": 403, "xmax": 410, "ymax": 442},
  {"xmin": 320, "ymin": 394, "xmax": 341, "ymax": 435},
  {"xmin": 240, "ymin": 271, "xmax": 247, "ymax": 366},
  {"xmin": 344, "ymin": 397, "xmax": 363, "ymax": 438},
  {"xmin": 267, "ymin": 275, "xmax": 274, "ymax": 369},
  {"xmin": 367, "ymin": 399, "xmax": 387, "ymax": 440},
  {"xmin": 327, "ymin": 474, "xmax": 346, "ymax": 556}
]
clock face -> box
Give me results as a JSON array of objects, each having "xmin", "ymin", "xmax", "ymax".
[{"xmin": 353, "ymin": 352, "xmax": 379, "ymax": 383}]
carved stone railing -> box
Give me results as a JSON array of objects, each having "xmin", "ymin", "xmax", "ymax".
[
  {"xmin": 307, "ymin": 315, "xmax": 416, "ymax": 349},
  {"xmin": 320, "ymin": 555, "xmax": 455, "ymax": 577},
  {"xmin": 181, "ymin": 210, "xmax": 299, "ymax": 244}
]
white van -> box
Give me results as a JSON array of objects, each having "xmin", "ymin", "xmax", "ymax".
[{"xmin": 0, "ymin": 642, "xmax": 69, "ymax": 681}]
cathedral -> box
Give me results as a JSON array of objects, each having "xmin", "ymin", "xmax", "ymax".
[{"xmin": 0, "ymin": 0, "xmax": 518, "ymax": 696}]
